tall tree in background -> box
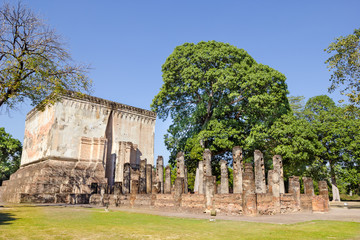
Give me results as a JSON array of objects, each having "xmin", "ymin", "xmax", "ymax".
[
  {"xmin": 325, "ymin": 28, "xmax": 360, "ymax": 107},
  {"xmin": 271, "ymin": 95, "xmax": 360, "ymax": 199},
  {"xmin": 0, "ymin": 127, "xmax": 21, "ymax": 185},
  {"xmin": 152, "ymin": 41, "xmax": 290, "ymax": 167},
  {"xmin": 0, "ymin": 2, "xmax": 91, "ymax": 111}
]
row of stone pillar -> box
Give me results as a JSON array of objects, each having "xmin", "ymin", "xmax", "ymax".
[{"xmin": 118, "ymin": 155, "xmax": 185, "ymax": 195}]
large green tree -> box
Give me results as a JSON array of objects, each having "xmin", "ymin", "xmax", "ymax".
[
  {"xmin": 325, "ymin": 28, "xmax": 360, "ymax": 107},
  {"xmin": 0, "ymin": 127, "xmax": 21, "ymax": 185},
  {"xmin": 0, "ymin": 2, "xmax": 91, "ymax": 111},
  {"xmin": 270, "ymin": 95, "xmax": 360, "ymax": 198},
  {"xmin": 152, "ymin": 41, "xmax": 290, "ymax": 167}
]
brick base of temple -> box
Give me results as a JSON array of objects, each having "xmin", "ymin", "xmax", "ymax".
[
  {"xmin": 88, "ymin": 191, "xmax": 329, "ymax": 215},
  {"xmin": 0, "ymin": 158, "xmax": 107, "ymax": 203}
]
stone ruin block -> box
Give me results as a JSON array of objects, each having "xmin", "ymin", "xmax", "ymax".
[
  {"xmin": 243, "ymin": 163, "xmax": 255, "ymax": 195},
  {"xmin": 312, "ymin": 195, "xmax": 329, "ymax": 212},
  {"xmin": 203, "ymin": 149, "xmax": 212, "ymax": 177},
  {"xmin": 152, "ymin": 166, "xmax": 161, "ymax": 194},
  {"xmin": 164, "ymin": 165, "xmax": 171, "ymax": 194},
  {"xmin": 219, "ymin": 160, "xmax": 229, "ymax": 194},
  {"xmin": 288, "ymin": 176, "xmax": 301, "ymax": 211},
  {"xmin": 242, "ymin": 163, "xmax": 257, "ymax": 216},
  {"xmin": 176, "ymin": 152, "xmax": 185, "ymax": 178},
  {"xmin": 318, "ymin": 180, "xmax": 329, "ymax": 197},
  {"xmin": 123, "ymin": 163, "xmax": 131, "ymax": 194},
  {"xmin": 174, "ymin": 177, "xmax": 184, "ymax": 207},
  {"xmin": 145, "ymin": 164, "xmax": 152, "ymax": 194},
  {"xmin": 139, "ymin": 159, "xmax": 147, "ymax": 194},
  {"xmin": 315, "ymin": 180, "xmax": 329, "ymax": 211},
  {"xmin": 303, "ymin": 177, "xmax": 314, "ymax": 196},
  {"xmin": 268, "ymin": 170, "xmax": 280, "ymax": 197},
  {"xmin": 232, "ymin": 146, "xmax": 243, "ymax": 194},
  {"xmin": 131, "ymin": 180, "xmax": 139, "ymax": 195},
  {"xmin": 114, "ymin": 182, "xmax": 122, "ymax": 195},
  {"xmin": 156, "ymin": 156, "xmax": 164, "ymax": 193},
  {"xmin": 254, "ymin": 150, "xmax": 266, "ymax": 194},
  {"xmin": 194, "ymin": 167, "xmax": 199, "ymax": 193},
  {"xmin": 204, "ymin": 176, "xmax": 216, "ymax": 210},
  {"xmin": 272, "ymin": 155, "xmax": 285, "ymax": 194},
  {"xmin": 197, "ymin": 161, "xmax": 204, "ymax": 194}
]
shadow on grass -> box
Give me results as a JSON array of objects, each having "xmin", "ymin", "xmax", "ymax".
[{"xmin": 0, "ymin": 211, "xmax": 17, "ymax": 225}]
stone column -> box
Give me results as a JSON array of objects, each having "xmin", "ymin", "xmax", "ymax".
[
  {"xmin": 176, "ymin": 152, "xmax": 185, "ymax": 178},
  {"xmin": 194, "ymin": 167, "xmax": 199, "ymax": 193},
  {"xmin": 220, "ymin": 160, "xmax": 229, "ymax": 194},
  {"xmin": 205, "ymin": 176, "xmax": 216, "ymax": 210},
  {"xmin": 139, "ymin": 159, "xmax": 147, "ymax": 194},
  {"xmin": 243, "ymin": 163, "xmax": 255, "ymax": 195},
  {"xmin": 289, "ymin": 176, "xmax": 301, "ymax": 210},
  {"xmin": 232, "ymin": 146, "xmax": 243, "ymax": 194},
  {"xmin": 203, "ymin": 149, "xmax": 212, "ymax": 176},
  {"xmin": 131, "ymin": 180, "xmax": 139, "ymax": 194},
  {"xmin": 152, "ymin": 167, "xmax": 160, "ymax": 194},
  {"xmin": 198, "ymin": 161, "xmax": 204, "ymax": 194},
  {"xmin": 174, "ymin": 177, "xmax": 184, "ymax": 207},
  {"xmin": 123, "ymin": 163, "xmax": 131, "ymax": 194},
  {"xmin": 125, "ymin": 142, "xmax": 132, "ymax": 163},
  {"xmin": 130, "ymin": 168, "xmax": 139, "ymax": 194},
  {"xmin": 303, "ymin": 177, "xmax": 314, "ymax": 196},
  {"xmin": 273, "ymin": 155, "xmax": 285, "ymax": 194},
  {"xmin": 156, "ymin": 156, "xmax": 164, "ymax": 193},
  {"xmin": 114, "ymin": 182, "xmax": 122, "ymax": 195},
  {"xmin": 267, "ymin": 170, "xmax": 281, "ymax": 213},
  {"xmin": 242, "ymin": 163, "xmax": 257, "ymax": 215},
  {"xmin": 254, "ymin": 150, "xmax": 266, "ymax": 194},
  {"xmin": 164, "ymin": 165, "xmax": 171, "ymax": 194},
  {"xmin": 184, "ymin": 166, "xmax": 188, "ymax": 194},
  {"xmin": 268, "ymin": 170, "xmax": 280, "ymax": 197},
  {"xmin": 115, "ymin": 141, "xmax": 126, "ymax": 183},
  {"xmin": 319, "ymin": 181, "xmax": 329, "ymax": 196},
  {"xmin": 145, "ymin": 164, "xmax": 152, "ymax": 194}
]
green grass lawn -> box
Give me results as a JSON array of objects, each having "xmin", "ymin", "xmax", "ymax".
[{"xmin": 0, "ymin": 205, "xmax": 359, "ymax": 240}]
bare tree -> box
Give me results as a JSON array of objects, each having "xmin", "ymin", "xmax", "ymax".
[{"xmin": 0, "ymin": 2, "xmax": 91, "ymax": 111}]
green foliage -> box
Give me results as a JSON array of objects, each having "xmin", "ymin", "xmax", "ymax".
[
  {"xmin": 288, "ymin": 95, "xmax": 305, "ymax": 116},
  {"xmin": 152, "ymin": 41, "xmax": 290, "ymax": 167},
  {"xmin": 0, "ymin": 2, "xmax": 92, "ymax": 111},
  {"xmin": 0, "ymin": 127, "xmax": 22, "ymax": 184},
  {"xmin": 271, "ymin": 94, "xmax": 360, "ymax": 194},
  {"xmin": 325, "ymin": 28, "xmax": 360, "ymax": 106},
  {"xmin": 269, "ymin": 113, "xmax": 324, "ymax": 177}
]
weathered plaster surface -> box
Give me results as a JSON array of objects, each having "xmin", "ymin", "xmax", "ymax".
[{"xmin": 21, "ymin": 94, "xmax": 156, "ymax": 171}]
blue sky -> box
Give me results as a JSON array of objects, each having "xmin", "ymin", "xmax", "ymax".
[{"xmin": 1, "ymin": 0, "xmax": 359, "ymax": 165}]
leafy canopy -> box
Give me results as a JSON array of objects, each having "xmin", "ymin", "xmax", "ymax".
[
  {"xmin": 152, "ymin": 41, "xmax": 290, "ymax": 165},
  {"xmin": 325, "ymin": 28, "xmax": 360, "ymax": 107},
  {"xmin": 0, "ymin": 2, "xmax": 91, "ymax": 112},
  {"xmin": 0, "ymin": 127, "xmax": 21, "ymax": 184},
  {"xmin": 270, "ymin": 95, "xmax": 360, "ymax": 194}
]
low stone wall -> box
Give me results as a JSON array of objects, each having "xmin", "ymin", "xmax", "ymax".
[
  {"xmin": 213, "ymin": 194, "xmax": 242, "ymax": 215},
  {"xmin": 256, "ymin": 193, "xmax": 280, "ymax": 215},
  {"xmin": 88, "ymin": 191, "xmax": 328, "ymax": 215}
]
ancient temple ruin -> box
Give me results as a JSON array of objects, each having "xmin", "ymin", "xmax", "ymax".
[
  {"xmin": 0, "ymin": 92, "xmax": 156, "ymax": 203},
  {"xmin": 89, "ymin": 147, "xmax": 329, "ymax": 215},
  {"xmin": 0, "ymin": 92, "xmax": 329, "ymax": 216}
]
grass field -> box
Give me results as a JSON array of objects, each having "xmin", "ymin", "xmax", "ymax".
[{"xmin": 0, "ymin": 205, "xmax": 359, "ymax": 240}]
